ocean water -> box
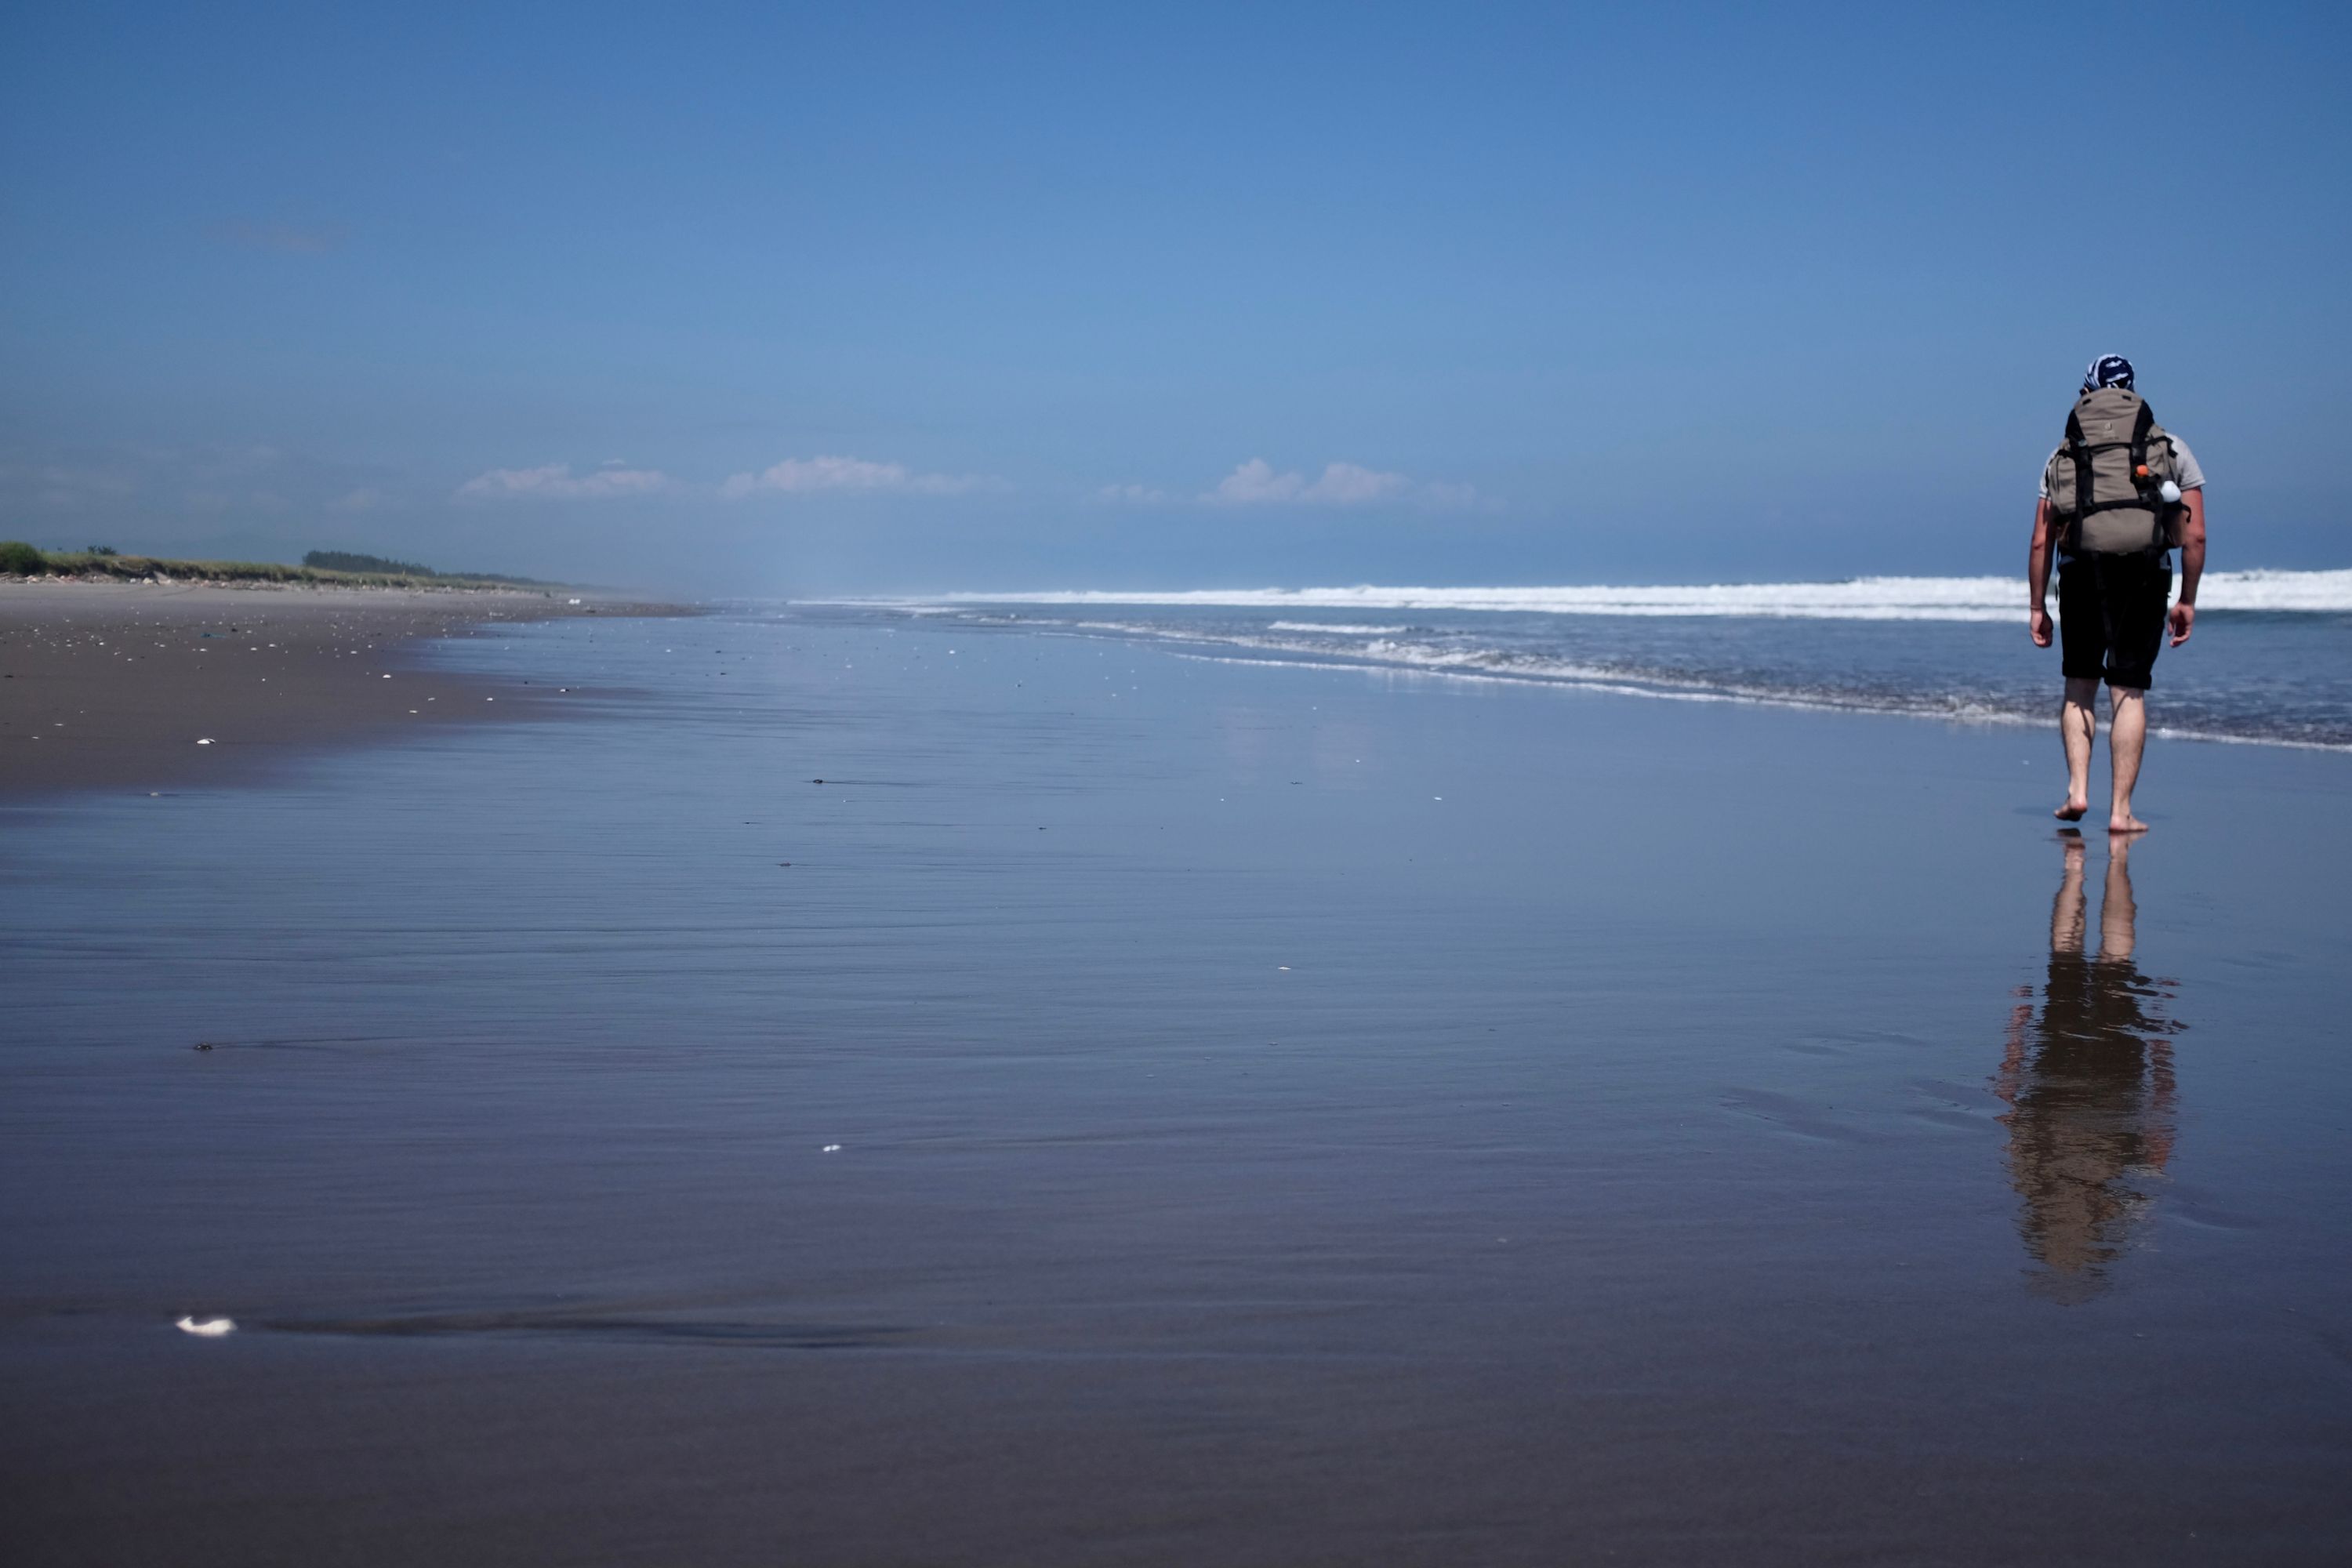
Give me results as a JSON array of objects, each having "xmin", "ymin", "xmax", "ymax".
[
  {"xmin": 5, "ymin": 601, "xmax": 2350, "ymax": 1566},
  {"xmin": 853, "ymin": 568, "xmax": 2352, "ymax": 749}
]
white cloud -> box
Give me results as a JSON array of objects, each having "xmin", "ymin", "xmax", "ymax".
[
  {"xmin": 1208, "ymin": 459, "xmax": 1305, "ymax": 504},
  {"xmin": 1205, "ymin": 459, "xmax": 1464, "ymax": 508},
  {"xmin": 1300, "ymin": 462, "xmax": 1410, "ymax": 506},
  {"xmin": 720, "ymin": 455, "xmax": 990, "ymax": 499},
  {"xmin": 456, "ymin": 463, "xmax": 672, "ymax": 500}
]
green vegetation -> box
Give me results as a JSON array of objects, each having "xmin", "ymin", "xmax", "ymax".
[
  {"xmin": 0, "ymin": 540, "xmax": 550, "ymax": 590},
  {"xmin": 303, "ymin": 549, "xmax": 437, "ymax": 575},
  {"xmin": 301, "ymin": 549, "xmax": 547, "ymax": 586}
]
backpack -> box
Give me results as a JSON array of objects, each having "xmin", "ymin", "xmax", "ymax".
[{"xmin": 2043, "ymin": 387, "xmax": 2182, "ymax": 554}]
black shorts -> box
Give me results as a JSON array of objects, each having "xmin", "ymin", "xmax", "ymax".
[{"xmin": 2057, "ymin": 553, "xmax": 2172, "ymax": 691}]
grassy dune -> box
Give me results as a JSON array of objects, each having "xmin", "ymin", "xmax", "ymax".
[{"xmin": 0, "ymin": 542, "xmax": 549, "ymax": 591}]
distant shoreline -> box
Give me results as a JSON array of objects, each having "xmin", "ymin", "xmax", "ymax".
[
  {"xmin": 1, "ymin": 541, "xmax": 554, "ymax": 591},
  {"xmin": 0, "ymin": 581, "xmax": 695, "ymax": 801}
]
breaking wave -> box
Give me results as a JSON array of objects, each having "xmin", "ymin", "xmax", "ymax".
[
  {"xmin": 896, "ymin": 568, "xmax": 2352, "ymax": 622},
  {"xmin": 799, "ymin": 568, "xmax": 2352, "ymax": 751}
]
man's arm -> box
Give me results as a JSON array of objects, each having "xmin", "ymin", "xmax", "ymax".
[
  {"xmin": 2028, "ymin": 497, "xmax": 2056, "ymax": 647},
  {"xmin": 2170, "ymin": 488, "xmax": 2205, "ymax": 645}
]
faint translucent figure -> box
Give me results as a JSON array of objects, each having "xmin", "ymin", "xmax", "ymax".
[{"xmin": 1994, "ymin": 836, "xmax": 2181, "ymax": 1301}]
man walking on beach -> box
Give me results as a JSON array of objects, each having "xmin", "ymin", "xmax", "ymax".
[{"xmin": 2027, "ymin": 355, "xmax": 2207, "ymax": 833}]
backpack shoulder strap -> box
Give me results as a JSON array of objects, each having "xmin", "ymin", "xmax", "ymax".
[{"xmin": 2064, "ymin": 405, "xmax": 2093, "ymax": 533}]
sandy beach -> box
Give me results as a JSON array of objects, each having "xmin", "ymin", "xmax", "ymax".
[
  {"xmin": 0, "ymin": 582, "xmax": 688, "ymax": 799},
  {"xmin": 4, "ymin": 604, "xmax": 2347, "ymax": 1566}
]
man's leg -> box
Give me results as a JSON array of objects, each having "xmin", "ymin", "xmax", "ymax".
[
  {"xmin": 2056, "ymin": 677, "xmax": 2099, "ymax": 821},
  {"xmin": 2107, "ymin": 686, "xmax": 2148, "ymax": 833}
]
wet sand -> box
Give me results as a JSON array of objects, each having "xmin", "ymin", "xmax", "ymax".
[
  {"xmin": 0, "ymin": 582, "xmax": 688, "ymax": 799},
  {"xmin": 4, "ymin": 607, "xmax": 2348, "ymax": 1566}
]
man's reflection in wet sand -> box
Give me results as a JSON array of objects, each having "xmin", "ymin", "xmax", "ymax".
[{"xmin": 1995, "ymin": 837, "xmax": 2182, "ymax": 1301}]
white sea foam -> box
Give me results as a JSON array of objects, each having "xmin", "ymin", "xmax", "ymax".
[
  {"xmin": 883, "ymin": 568, "xmax": 2352, "ymax": 622},
  {"xmin": 1160, "ymin": 648, "xmax": 2350, "ymax": 750},
  {"xmin": 803, "ymin": 568, "xmax": 2352, "ymax": 751},
  {"xmin": 2187, "ymin": 568, "xmax": 2352, "ymax": 612}
]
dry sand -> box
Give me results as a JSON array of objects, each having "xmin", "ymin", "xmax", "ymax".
[{"xmin": 0, "ymin": 580, "xmax": 688, "ymax": 799}]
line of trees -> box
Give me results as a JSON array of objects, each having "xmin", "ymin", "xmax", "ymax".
[{"xmin": 303, "ymin": 549, "xmax": 437, "ymax": 575}]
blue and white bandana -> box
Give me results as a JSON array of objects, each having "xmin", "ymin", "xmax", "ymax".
[{"xmin": 2082, "ymin": 354, "xmax": 2135, "ymax": 393}]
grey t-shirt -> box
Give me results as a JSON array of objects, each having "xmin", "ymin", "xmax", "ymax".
[{"xmin": 2038, "ymin": 434, "xmax": 2205, "ymax": 499}]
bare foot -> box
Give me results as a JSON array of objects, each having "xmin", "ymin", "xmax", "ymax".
[
  {"xmin": 2055, "ymin": 797, "xmax": 2089, "ymax": 822},
  {"xmin": 2109, "ymin": 815, "xmax": 2148, "ymax": 835}
]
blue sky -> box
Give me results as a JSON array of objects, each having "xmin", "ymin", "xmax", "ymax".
[{"xmin": 3, "ymin": 2, "xmax": 2347, "ymax": 593}]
